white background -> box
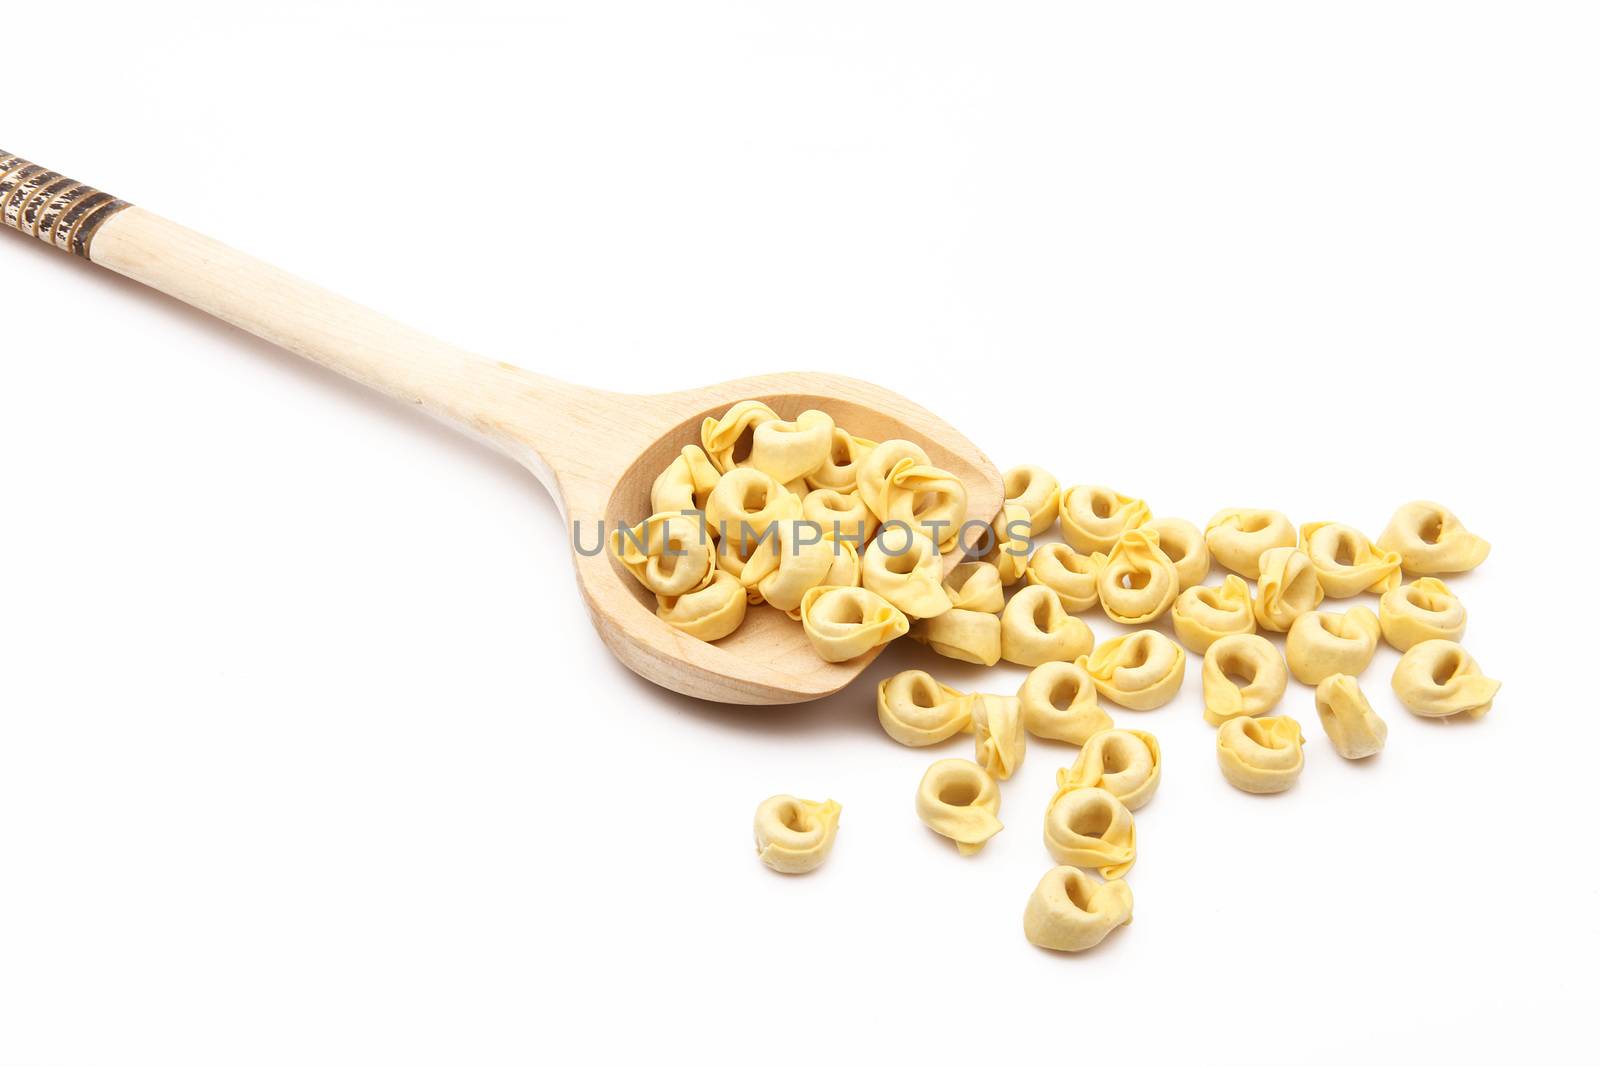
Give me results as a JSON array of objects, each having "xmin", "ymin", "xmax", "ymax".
[{"xmin": 3, "ymin": 3, "xmax": 1596, "ymax": 1064}]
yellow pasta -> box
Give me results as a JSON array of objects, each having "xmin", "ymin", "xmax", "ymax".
[
  {"xmin": 1023, "ymin": 866, "xmax": 1134, "ymax": 952},
  {"xmin": 656, "ymin": 570, "xmax": 748, "ymax": 641},
  {"xmin": 1043, "ymin": 786, "xmax": 1136, "ymax": 878},
  {"xmin": 700, "ymin": 400, "xmax": 777, "ymax": 472},
  {"xmin": 862, "ymin": 528, "xmax": 952, "ymax": 619},
  {"xmin": 916, "ymin": 758, "xmax": 1003, "ymax": 855},
  {"xmin": 1024, "ymin": 543, "xmax": 1106, "ymax": 614},
  {"xmin": 1253, "ymin": 547, "xmax": 1324, "ymax": 632},
  {"xmin": 1391, "ymin": 640, "xmax": 1500, "ymax": 719},
  {"xmin": 855, "ymin": 440, "xmax": 967, "ymax": 549},
  {"xmin": 715, "ymin": 535, "xmax": 778, "ymax": 602},
  {"xmin": 612, "ymin": 511, "xmax": 717, "ymax": 597},
  {"xmin": 1017, "ymin": 661, "xmax": 1113, "ymax": 745},
  {"xmin": 1058, "ymin": 485, "xmax": 1152, "ymax": 554},
  {"xmin": 972, "ymin": 694, "xmax": 1027, "ymax": 780},
  {"xmin": 942, "ymin": 561, "xmax": 1005, "ymax": 613},
  {"xmin": 1377, "ymin": 500, "xmax": 1491, "ymax": 575},
  {"xmin": 1171, "ymin": 574, "xmax": 1256, "ymax": 654},
  {"xmin": 1141, "ymin": 517, "xmax": 1210, "ymax": 589},
  {"xmin": 1216, "ymin": 716, "xmax": 1306, "ymax": 793},
  {"xmin": 877, "ymin": 670, "xmax": 974, "ymax": 747},
  {"xmin": 801, "ymin": 488, "xmax": 878, "ymax": 548},
  {"xmin": 753, "ymin": 794, "xmax": 841, "ymax": 874},
  {"xmin": 1081, "ymin": 631, "xmax": 1185, "ymax": 711},
  {"xmin": 704, "ymin": 402, "xmax": 835, "ymax": 484},
  {"xmin": 798, "ymin": 586, "xmax": 910, "ymax": 663},
  {"xmin": 649, "ymin": 444, "xmax": 721, "ymax": 534},
  {"xmin": 1314, "ymin": 674, "xmax": 1388, "ymax": 759},
  {"xmin": 1096, "ymin": 527, "xmax": 1181, "ymax": 625},
  {"xmin": 1300, "ymin": 521, "xmax": 1402, "ymax": 597},
  {"xmin": 983, "ymin": 502, "xmax": 1034, "ymax": 586},
  {"xmin": 1056, "ymin": 729, "xmax": 1162, "ymax": 810},
  {"xmin": 909, "ymin": 608, "xmax": 1003, "ymax": 666},
  {"xmin": 1003, "ymin": 464, "xmax": 1061, "ymax": 536},
  {"xmin": 1201, "ymin": 634, "xmax": 1288, "ymax": 726},
  {"xmin": 754, "ymin": 520, "xmax": 843, "ymax": 613},
  {"xmin": 1379, "ymin": 577, "xmax": 1466, "ymax": 651},
  {"xmin": 1205, "ymin": 508, "xmax": 1296, "ymax": 579},
  {"xmin": 704, "ymin": 467, "xmax": 802, "ymax": 550},
  {"xmin": 1001, "ymin": 585, "xmax": 1095, "ymax": 667},
  {"xmin": 805, "ymin": 427, "xmax": 879, "ymax": 492},
  {"xmin": 1285, "ymin": 606, "xmax": 1381, "ymax": 684}
]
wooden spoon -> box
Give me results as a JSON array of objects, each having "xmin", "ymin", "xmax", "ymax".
[{"xmin": 1, "ymin": 151, "xmax": 1004, "ymax": 704}]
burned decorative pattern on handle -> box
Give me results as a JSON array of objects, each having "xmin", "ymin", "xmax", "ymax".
[{"xmin": 0, "ymin": 151, "xmax": 131, "ymax": 257}]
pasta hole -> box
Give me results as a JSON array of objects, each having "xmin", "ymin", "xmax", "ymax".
[
  {"xmin": 1062, "ymin": 874, "xmax": 1094, "ymax": 911},
  {"xmin": 939, "ymin": 780, "xmax": 979, "ymax": 806},
  {"xmin": 1070, "ymin": 801, "xmax": 1113, "ymax": 838},
  {"xmin": 1431, "ymin": 653, "xmax": 1461, "ymax": 685},
  {"xmin": 1048, "ymin": 677, "xmax": 1082, "ymax": 708},
  {"xmin": 1119, "ymin": 570, "xmax": 1151, "ymax": 591},
  {"xmin": 731, "ymin": 425, "xmax": 756, "ymax": 465},
  {"xmin": 1091, "ymin": 494, "xmax": 1112, "ymax": 519},
  {"xmin": 1222, "ymin": 656, "xmax": 1255, "ymax": 688},
  {"xmin": 1418, "ymin": 514, "xmax": 1444, "ymax": 544},
  {"xmin": 780, "ymin": 803, "xmax": 806, "ymax": 832},
  {"xmin": 741, "ymin": 483, "xmax": 769, "ymax": 511},
  {"xmin": 1031, "ymin": 597, "xmax": 1054, "ymax": 629},
  {"xmin": 1239, "ymin": 514, "xmax": 1270, "ymax": 533},
  {"xmin": 1333, "ymin": 535, "xmax": 1358, "ymax": 567}
]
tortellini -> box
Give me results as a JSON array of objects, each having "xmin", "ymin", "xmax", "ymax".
[
  {"xmin": 1057, "ymin": 729, "xmax": 1162, "ymax": 811},
  {"xmin": 753, "ymin": 794, "xmax": 841, "ymax": 874},
  {"xmin": 1142, "ymin": 517, "xmax": 1210, "ymax": 589},
  {"xmin": 753, "ymin": 520, "xmax": 842, "ymax": 613},
  {"xmin": 798, "ymin": 586, "xmax": 910, "ymax": 663},
  {"xmin": 1300, "ymin": 521, "xmax": 1402, "ymax": 597},
  {"xmin": 1171, "ymin": 574, "xmax": 1256, "ymax": 654},
  {"xmin": 1058, "ymin": 485, "xmax": 1152, "ymax": 554},
  {"xmin": 703, "ymin": 402, "xmax": 835, "ymax": 484},
  {"xmin": 1391, "ymin": 640, "xmax": 1500, "ymax": 719},
  {"xmin": 1205, "ymin": 508, "xmax": 1296, "ymax": 579},
  {"xmin": 855, "ymin": 440, "xmax": 967, "ymax": 550},
  {"xmin": 704, "ymin": 467, "xmax": 802, "ymax": 549},
  {"xmin": 916, "ymin": 758, "xmax": 1003, "ymax": 855},
  {"xmin": 1314, "ymin": 674, "xmax": 1388, "ymax": 759},
  {"xmin": 862, "ymin": 528, "xmax": 952, "ymax": 619},
  {"xmin": 1022, "ymin": 866, "xmax": 1134, "ymax": 952},
  {"xmin": 805, "ymin": 427, "xmax": 878, "ymax": 492},
  {"xmin": 1253, "ymin": 547, "xmax": 1324, "ymax": 632},
  {"xmin": 1043, "ymin": 786, "xmax": 1136, "ymax": 878},
  {"xmin": 649, "ymin": 444, "xmax": 720, "ymax": 533},
  {"xmin": 801, "ymin": 488, "xmax": 878, "ymax": 547},
  {"xmin": 1284, "ymin": 606, "xmax": 1381, "ymax": 685},
  {"xmin": 942, "ymin": 561, "xmax": 1005, "ymax": 613},
  {"xmin": 1096, "ymin": 527, "xmax": 1181, "ymax": 625},
  {"xmin": 877, "ymin": 670, "xmax": 974, "ymax": 747},
  {"xmin": 1003, "ymin": 464, "xmax": 1062, "ymax": 536},
  {"xmin": 972, "ymin": 694, "xmax": 1027, "ymax": 780},
  {"xmin": 1200, "ymin": 634, "xmax": 1288, "ymax": 726},
  {"xmin": 983, "ymin": 502, "xmax": 1034, "ymax": 586},
  {"xmin": 1024, "ymin": 544, "xmax": 1105, "ymax": 614},
  {"xmin": 1017, "ymin": 661, "xmax": 1113, "ymax": 745},
  {"xmin": 909, "ymin": 609, "xmax": 1003, "ymax": 667},
  {"xmin": 612, "ymin": 512, "xmax": 716, "ymax": 597},
  {"xmin": 656, "ymin": 570, "xmax": 748, "ymax": 641},
  {"xmin": 1377, "ymin": 500, "xmax": 1491, "ymax": 575},
  {"xmin": 1081, "ymin": 631, "xmax": 1186, "ymax": 711},
  {"xmin": 1000, "ymin": 585, "xmax": 1095, "ymax": 667},
  {"xmin": 1379, "ymin": 577, "xmax": 1466, "ymax": 651},
  {"xmin": 1216, "ymin": 716, "xmax": 1306, "ymax": 794}
]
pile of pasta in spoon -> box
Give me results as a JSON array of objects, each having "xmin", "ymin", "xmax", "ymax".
[{"xmin": 615, "ymin": 403, "xmax": 1499, "ymax": 952}]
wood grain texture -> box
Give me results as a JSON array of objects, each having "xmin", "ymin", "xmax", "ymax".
[{"xmin": 83, "ymin": 207, "xmax": 1005, "ymax": 703}]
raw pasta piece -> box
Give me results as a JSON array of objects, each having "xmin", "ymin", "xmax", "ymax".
[
  {"xmin": 1285, "ymin": 607, "xmax": 1381, "ymax": 684},
  {"xmin": 1017, "ymin": 661, "xmax": 1113, "ymax": 745},
  {"xmin": 916, "ymin": 758, "xmax": 1003, "ymax": 855},
  {"xmin": 1391, "ymin": 640, "xmax": 1500, "ymax": 719},
  {"xmin": 1205, "ymin": 508, "xmax": 1296, "ymax": 579},
  {"xmin": 909, "ymin": 609, "xmax": 1003, "ymax": 666},
  {"xmin": 1096, "ymin": 527, "xmax": 1180, "ymax": 625},
  {"xmin": 1377, "ymin": 501, "xmax": 1491, "ymax": 575},
  {"xmin": 943, "ymin": 561, "xmax": 1005, "ymax": 613},
  {"xmin": 799, "ymin": 586, "xmax": 910, "ymax": 663},
  {"xmin": 1056, "ymin": 729, "xmax": 1162, "ymax": 811},
  {"xmin": 717, "ymin": 534, "xmax": 779, "ymax": 603},
  {"xmin": 805, "ymin": 427, "xmax": 879, "ymax": 492},
  {"xmin": 1058, "ymin": 485, "xmax": 1152, "ymax": 554},
  {"xmin": 706, "ymin": 403, "xmax": 834, "ymax": 483},
  {"xmin": 1253, "ymin": 547, "xmax": 1324, "ymax": 632},
  {"xmin": 1216, "ymin": 716, "xmax": 1306, "ymax": 794},
  {"xmin": 1001, "ymin": 585, "xmax": 1094, "ymax": 667},
  {"xmin": 1024, "ymin": 543, "xmax": 1106, "ymax": 614},
  {"xmin": 753, "ymin": 520, "xmax": 844, "ymax": 613},
  {"xmin": 801, "ymin": 488, "xmax": 878, "ymax": 548},
  {"xmin": 855, "ymin": 440, "xmax": 967, "ymax": 549},
  {"xmin": 863, "ymin": 528, "xmax": 952, "ymax": 619},
  {"xmin": 877, "ymin": 670, "xmax": 975, "ymax": 747},
  {"xmin": 1171, "ymin": 575, "xmax": 1256, "ymax": 654},
  {"xmin": 1201, "ymin": 633, "xmax": 1288, "ymax": 726},
  {"xmin": 1081, "ymin": 631, "xmax": 1185, "ymax": 711},
  {"xmin": 1300, "ymin": 521, "xmax": 1402, "ymax": 597},
  {"xmin": 972, "ymin": 694, "xmax": 1027, "ymax": 780},
  {"xmin": 1315, "ymin": 674, "xmax": 1387, "ymax": 759},
  {"xmin": 1043, "ymin": 786, "xmax": 1136, "ymax": 878},
  {"xmin": 1379, "ymin": 577, "xmax": 1466, "ymax": 651},
  {"xmin": 983, "ymin": 502, "xmax": 1034, "ymax": 586},
  {"xmin": 1023, "ymin": 866, "xmax": 1134, "ymax": 952},
  {"xmin": 753, "ymin": 795, "xmax": 841, "ymax": 874},
  {"xmin": 1141, "ymin": 517, "xmax": 1210, "ymax": 589},
  {"xmin": 704, "ymin": 468, "xmax": 802, "ymax": 550},
  {"xmin": 701, "ymin": 400, "xmax": 778, "ymax": 473},
  {"xmin": 649, "ymin": 445, "xmax": 721, "ymax": 535},
  {"xmin": 1003, "ymin": 464, "xmax": 1062, "ymax": 536},
  {"xmin": 656, "ymin": 570, "xmax": 748, "ymax": 641},
  {"xmin": 612, "ymin": 512, "xmax": 717, "ymax": 597}
]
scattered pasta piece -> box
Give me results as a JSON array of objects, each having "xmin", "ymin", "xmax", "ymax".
[
  {"xmin": 649, "ymin": 444, "xmax": 721, "ymax": 534},
  {"xmin": 1017, "ymin": 661, "xmax": 1113, "ymax": 744},
  {"xmin": 916, "ymin": 758, "xmax": 1004, "ymax": 855},
  {"xmin": 855, "ymin": 440, "xmax": 967, "ymax": 549},
  {"xmin": 973, "ymin": 694, "xmax": 1027, "ymax": 780},
  {"xmin": 801, "ymin": 487, "xmax": 878, "ymax": 547},
  {"xmin": 1216, "ymin": 716, "xmax": 1306, "ymax": 794},
  {"xmin": 1314, "ymin": 674, "xmax": 1388, "ymax": 759},
  {"xmin": 983, "ymin": 501, "xmax": 1033, "ymax": 586},
  {"xmin": 1023, "ymin": 866, "xmax": 1134, "ymax": 952},
  {"xmin": 1201, "ymin": 634, "xmax": 1288, "ymax": 726},
  {"xmin": 1171, "ymin": 574, "xmax": 1256, "ymax": 654},
  {"xmin": 704, "ymin": 467, "xmax": 802, "ymax": 549},
  {"xmin": 942, "ymin": 561, "xmax": 1005, "ymax": 613},
  {"xmin": 1377, "ymin": 501, "xmax": 1491, "ymax": 575},
  {"xmin": 1379, "ymin": 577, "xmax": 1466, "ymax": 651},
  {"xmin": 909, "ymin": 608, "xmax": 1003, "ymax": 666},
  {"xmin": 862, "ymin": 528, "xmax": 952, "ymax": 619},
  {"xmin": 877, "ymin": 670, "xmax": 974, "ymax": 747},
  {"xmin": 656, "ymin": 570, "xmax": 748, "ymax": 641},
  {"xmin": 1001, "ymin": 585, "xmax": 1095, "ymax": 667},
  {"xmin": 1024, "ymin": 543, "xmax": 1106, "ymax": 614},
  {"xmin": 1097, "ymin": 527, "xmax": 1180, "ymax": 625},
  {"xmin": 1003, "ymin": 464, "xmax": 1062, "ymax": 536},
  {"xmin": 798, "ymin": 586, "xmax": 910, "ymax": 663},
  {"xmin": 1253, "ymin": 547, "xmax": 1324, "ymax": 632},
  {"xmin": 1043, "ymin": 786, "xmax": 1136, "ymax": 877},
  {"xmin": 1058, "ymin": 485, "xmax": 1152, "ymax": 554},
  {"xmin": 1142, "ymin": 517, "xmax": 1210, "ymax": 589},
  {"xmin": 1057, "ymin": 729, "xmax": 1162, "ymax": 810},
  {"xmin": 1081, "ymin": 631, "xmax": 1185, "ymax": 711},
  {"xmin": 1391, "ymin": 640, "xmax": 1500, "ymax": 719},
  {"xmin": 612, "ymin": 512, "xmax": 717, "ymax": 597},
  {"xmin": 1300, "ymin": 521, "xmax": 1402, "ymax": 597},
  {"xmin": 805, "ymin": 427, "xmax": 878, "ymax": 492},
  {"xmin": 1205, "ymin": 508, "xmax": 1296, "ymax": 579},
  {"xmin": 1285, "ymin": 606, "xmax": 1381, "ymax": 684},
  {"xmin": 753, "ymin": 794, "xmax": 841, "ymax": 874}
]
